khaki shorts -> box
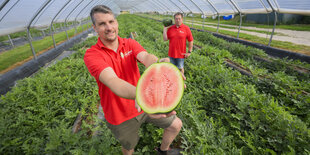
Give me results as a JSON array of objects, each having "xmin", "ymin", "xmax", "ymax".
[{"xmin": 106, "ymin": 113, "xmax": 176, "ymax": 150}]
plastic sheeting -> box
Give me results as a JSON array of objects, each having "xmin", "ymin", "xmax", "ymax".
[
  {"xmin": 0, "ymin": 0, "xmax": 120, "ymax": 36},
  {"xmin": 132, "ymin": 0, "xmax": 310, "ymax": 15},
  {"xmin": 0, "ymin": 0, "xmax": 309, "ymax": 36}
]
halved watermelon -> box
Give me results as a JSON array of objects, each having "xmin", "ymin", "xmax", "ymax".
[{"xmin": 136, "ymin": 62, "xmax": 184, "ymax": 114}]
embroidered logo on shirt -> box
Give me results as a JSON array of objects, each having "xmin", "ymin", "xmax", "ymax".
[
  {"xmin": 179, "ymin": 30, "xmax": 184, "ymax": 33},
  {"xmin": 120, "ymin": 50, "xmax": 132, "ymax": 59}
]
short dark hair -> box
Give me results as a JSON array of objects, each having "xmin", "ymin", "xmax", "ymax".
[
  {"xmin": 90, "ymin": 5, "xmax": 114, "ymax": 25},
  {"xmin": 174, "ymin": 12, "xmax": 183, "ymax": 18}
]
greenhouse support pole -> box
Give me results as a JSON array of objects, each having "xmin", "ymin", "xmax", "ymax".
[
  {"xmin": 268, "ymin": 12, "xmax": 277, "ymax": 46},
  {"xmin": 217, "ymin": 15, "xmax": 220, "ymax": 32},
  {"xmin": 266, "ymin": 0, "xmax": 277, "ymax": 46},
  {"xmin": 228, "ymin": 0, "xmax": 242, "ymax": 38},
  {"xmin": 26, "ymin": 0, "xmax": 52, "ymax": 60},
  {"xmin": 152, "ymin": 0, "xmax": 171, "ymax": 17},
  {"xmin": 168, "ymin": 0, "xmax": 185, "ymax": 13},
  {"xmin": 168, "ymin": 0, "xmax": 185, "ymax": 23},
  {"xmin": 74, "ymin": 0, "xmax": 94, "ymax": 35},
  {"xmin": 0, "ymin": 0, "xmax": 9, "ymax": 12},
  {"xmin": 149, "ymin": 1, "xmax": 166, "ymax": 16},
  {"xmin": 205, "ymin": 0, "xmax": 220, "ymax": 32},
  {"xmin": 156, "ymin": 0, "xmax": 174, "ymax": 13},
  {"xmin": 189, "ymin": 0, "xmax": 205, "ymax": 30},
  {"xmin": 0, "ymin": 0, "xmax": 21, "ymax": 24},
  {"xmin": 41, "ymin": 30, "xmax": 45, "ymax": 37},
  {"xmin": 64, "ymin": 0, "xmax": 84, "ymax": 41},
  {"xmin": 75, "ymin": 0, "xmax": 101, "ymax": 34},
  {"xmin": 7, "ymin": 35, "xmax": 14, "ymax": 47},
  {"xmin": 177, "ymin": 0, "xmax": 193, "ymax": 26},
  {"xmin": 50, "ymin": 0, "xmax": 72, "ymax": 49}
]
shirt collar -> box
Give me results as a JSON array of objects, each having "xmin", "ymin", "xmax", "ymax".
[
  {"xmin": 174, "ymin": 23, "xmax": 184, "ymax": 28},
  {"xmin": 97, "ymin": 36, "xmax": 124, "ymax": 51}
]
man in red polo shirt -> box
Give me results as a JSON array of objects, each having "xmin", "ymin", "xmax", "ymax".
[
  {"xmin": 84, "ymin": 5, "xmax": 182, "ymax": 155},
  {"xmin": 163, "ymin": 12, "xmax": 194, "ymax": 75}
]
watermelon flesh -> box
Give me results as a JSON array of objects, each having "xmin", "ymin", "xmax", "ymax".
[{"xmin": 136, "ymin": 62, "xmax": 184, "ymax": 114}]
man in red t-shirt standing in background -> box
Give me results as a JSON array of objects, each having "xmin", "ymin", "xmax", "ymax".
[
  {"xmin": 84, "ymin": 5, "xmax": 182, "ymax": 155},
  {"xmin": 163, "ymin": 12, "xmax": 194, "ymax": 76}
]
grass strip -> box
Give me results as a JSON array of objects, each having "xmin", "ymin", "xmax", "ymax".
[{"xmin": 0, "ymin": 25, "xmax": 88, "ymax": 73}]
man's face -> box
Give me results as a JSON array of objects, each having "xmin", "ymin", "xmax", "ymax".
[
  {"xmin": 174, "ymin": 15, "xmax": 183, "ymax": 26},
  {"xmin": 92, "ymin": 12, "xmax": 118, "ymax": 42}
]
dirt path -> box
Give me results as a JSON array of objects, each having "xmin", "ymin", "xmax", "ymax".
[{"xmin": 185, "ymin": 21, "xmax": 310, "ymax": 47}]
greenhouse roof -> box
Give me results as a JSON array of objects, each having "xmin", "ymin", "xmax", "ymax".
[{"xmin": 0, "ymin": 0, "xmax": 309, "ymax": 36}]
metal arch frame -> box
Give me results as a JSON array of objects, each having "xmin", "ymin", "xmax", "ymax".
[
  {"xmin": 148, "ymin": 1, "xmax": 165, "ymax": 14},
  {"xmin": 266, "ymin": 0, "xmax": 277, "ymax": 46},
  {"xmin": 50, "ymin": 0, "xmax": 72, "ymax": 48},
  {"xmin": 228, "ymin": 0, "xmax": 242, "ymax": 38},
  {"xmin": 26, "ymin": 0, "xmax": 52, "ymax": 59},
  {"xmin": 144, "ymin": 1, "xmax": 165, "ymax": 17},
  {"xmin": 224, "ymin": 0, "xmax": 238, "ymax": 14},
  {"xmin": 189, "ymin": 0, "xmax": 205, "ymax": 29},
  {"xmin": 258, "ymin": 0, "xmax": 269, "ymax": 12},
  {"xmin": 79, "ymin": 0, "xmax": 107, "ymax": 19},
  {"xmin": 148, "ymin": 1, "xmax": 166, "ymax": 14},
  {"xmin": 77, "ymin": 0, "xmax": 103, "ymax": 30},
  {"xmin": 204, "ymin": 0, "xmax": 220, "ymax": 32},
  {"xmin": 0, "ymin": 0, "xmax": 9, "ymax": 12},
  {"xmin": 177, "ymin": 0, "xmax": 193, "ymax": 26},
  {"xmin": 153, "ymin": 0, "xmax": 172, "ymax": 15},
  {"xmin": 0, "ymin": 0, "xmax": 20, "ymax": 47},
  {"xmin": 177, "ymin": 0, "xmax": 192, "ymax": 14},
  {"xmin": 156, "ymin": 0, "xmax": 178, "ymax": 14},
  {"xmin": 0, "ymin": 0, "xmax": 21, "ymax": 23},
  {"xmin": 73, "ymin": 0, "xmax": 94, "ymax": 34},
  {"xmin": 64, "ymin": 0, "xmax": 84, "ymax": 41},
  {"xmin": 131, "ymin": 6, "xmax": 142, "ymax": 13},
  {"xmin": 54, "ymin": 0, "xmax": 81, "ymax": 27},
  {"xmin": 32, "ymin": 0, "xmax": 56, "ymax": 30},
  {"xmin": 168, "ymin": 0, "xmax": 185, "ymax": 13}
]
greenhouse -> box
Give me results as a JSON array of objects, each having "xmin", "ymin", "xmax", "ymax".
[{"xmin": 0, "ymin": 0, "xmax": 309, "ymax": 154}]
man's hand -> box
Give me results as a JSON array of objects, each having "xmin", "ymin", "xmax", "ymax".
[
  {"xmin": 159, "ymin": 57, "xmax": 170, "ymax": 62},
  {"xmin": 182, "ymin": 52, "xmax": 191, "ymax": 58},
  {"xmin": 147, "ymin": 111, "xmax": 177, "ymax": 119},
  {"xmin": 135, "ymin": 99, "xmax": 141, "ymax": 112}
]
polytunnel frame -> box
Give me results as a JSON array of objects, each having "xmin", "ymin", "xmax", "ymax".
[
  {"xmin": 177, "ymin": 0, "xmax": 194, "ymax": 27},
  {"xmin": 26, "ymin": 0, "xmax": 53, "ymax": 59},
  {"xmin": 228, "ymin": 0, "xmax": 242, "ymax": 39},
  {"xmin": 50, "ymin": 0, "xmax": 72, "ymax": 49},
  {"xmin": 190, "ymin": 0, "xmax": 210, "ymax": 30},
  {"xmin": 0, "ymin": 0, "xmax": 21, "ymax": 48},
  {"xmin": 266, "ymin": 0, "xmax": 277, "ymax": 46},
  {"xmin": 75, "ymin": 0, "xmax": 101, "ymax": 31},
  {"xmin": 168, "ymin": 0, "xmax": 185, "ymax": 14},
  {"xmin": 1, "ymin": 0, "xmax": 102, "ymax": 60},
  {"xmin": 150, "ymin": 1, "xmax": 167, "ymax": 14},
  {"xmin": 73, "ymin": 0, "xmax": 95, "ymax": 34},
  {"xmin": 64, "ymin": 0, "xmax": 84, "ymax": 41},
  {"xmin": 204, "ymin": 0, "xmax": 220, "ymax": 32},
  {"xmin": 130, "ymin": 0, "xmax": 282, "ymax": 46},
  {"xmin": 155, "ymin": 0, "xmax": 174, "ymax": 14}
]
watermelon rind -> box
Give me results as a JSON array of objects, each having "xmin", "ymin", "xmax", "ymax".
[
  {"xmin": 162, "ymin": 19, "xmax": 173, "ymax": 27},
  {"xmin": 136, "ymin": 62, "xmax": 184, "ymax": 114}
]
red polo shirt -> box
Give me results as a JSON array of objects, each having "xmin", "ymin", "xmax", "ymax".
[
  {"xmin": 84, "ymin": 36, "xmax": 144, "ymax": 125},
  {"xmin": 167, "ymin": 24, "xmax": 193, "ymax": 58}
]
